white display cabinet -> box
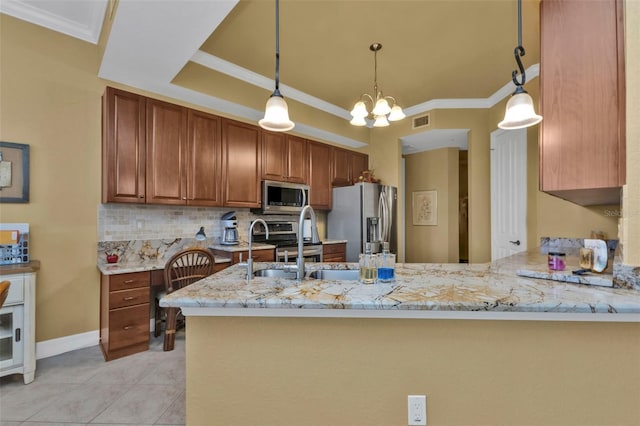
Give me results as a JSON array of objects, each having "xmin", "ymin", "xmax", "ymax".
[{"xmin": 0, "ymin": 264, "xmax": 37, "ymax": 384}]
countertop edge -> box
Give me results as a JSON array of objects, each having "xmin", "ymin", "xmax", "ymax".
[
  {"xmin": 180, "ymin": 307, "xmax": 640, "ymax": 322},
  {"xmin": 0, "ymin": 260, "xmax": 41, "ymax": 274}
]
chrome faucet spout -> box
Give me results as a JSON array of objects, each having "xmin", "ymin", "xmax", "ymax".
[
  {"xmin": 297, "ymin": 205, "xmax": 317, "ymax": 280},
  {"xmin": 247, "ymin": 219, "xmax": 269, "ymax": 280}
]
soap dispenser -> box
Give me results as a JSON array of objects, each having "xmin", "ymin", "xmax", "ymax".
[
  {"xmin": 359, "ymin": 242, "xmax": 377, "ymax": 284},
  {"xmin": 377, "ymin": 242, "xmax": 395, "ymax": 282}
]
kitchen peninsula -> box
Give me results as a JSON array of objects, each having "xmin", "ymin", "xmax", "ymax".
[{"xmin": 161, "ymin": 252, "xmax": 640, "ymax": 426}]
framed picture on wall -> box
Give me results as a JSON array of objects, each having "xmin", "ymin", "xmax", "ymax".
[
  {"xmin": 0, "ymin": 142, "xmax": 30, "ymax": 203},
  {"xmin": 412, "ymin": 190, "xmax": 437, "ymax": 226}
]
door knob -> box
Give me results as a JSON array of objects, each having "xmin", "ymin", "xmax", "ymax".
[{"xmin": 509, "ymin": 240, "xmax": 521, "ymax": 246}]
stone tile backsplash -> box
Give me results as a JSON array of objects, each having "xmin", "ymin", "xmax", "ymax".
[{"xmin": 97, "ymin": 204, "xmax": 325, "ymax": 243}]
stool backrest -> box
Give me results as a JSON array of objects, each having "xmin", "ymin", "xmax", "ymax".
[{"xmin": 164, "ymin": 248, "xmax": 215, "ymax": 294}]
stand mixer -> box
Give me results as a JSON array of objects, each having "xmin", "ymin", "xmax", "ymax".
[{"xmin": 221, "ymin": 211, "xmax": 239, "ymax": 245}]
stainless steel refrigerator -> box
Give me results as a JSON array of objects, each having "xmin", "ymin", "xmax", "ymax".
[{"xmin": 327, "ymin": 182, "xmax": 397, "ymax": 262}]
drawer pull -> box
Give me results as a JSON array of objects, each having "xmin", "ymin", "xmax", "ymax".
[
  {"xmin": 123, "ymin": 296, "xmax": 136, "ymax": 301},
  {"xmin": 123, "ymin": 279, "xmax": 135, "ymax": 284},
  {"xmin": 123, "ymin": 325, "xmax": 134, "ymax": 330}
]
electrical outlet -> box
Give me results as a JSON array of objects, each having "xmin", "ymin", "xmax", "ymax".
[{"xmin": 408, "ymin": 395, "xmax": 426, "ymax": 426}]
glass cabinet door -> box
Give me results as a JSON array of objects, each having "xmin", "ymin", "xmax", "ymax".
[{"xmin": 0, "ymin": 305, "xmax": 24, "ymax": 370}]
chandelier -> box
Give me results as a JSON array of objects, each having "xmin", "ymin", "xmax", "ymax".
[
  {"xmin": 350, "ymin": 43, "xmax": 405, "ymax": 127},
  {"xmin": 498, "ymin": 0, "xmax": 542, "ymax": 129}
]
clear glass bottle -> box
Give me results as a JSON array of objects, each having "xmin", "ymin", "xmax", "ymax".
[
  {"xmin": 377, "ymin": 242, "xmax": 396, "ymax": 282},
  {"xmin": 359, "ymin": 242, "xmax": 377, "ymax": 284}
]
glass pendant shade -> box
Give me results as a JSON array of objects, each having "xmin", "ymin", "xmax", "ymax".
[
  {"xmin": 372, "ymin": 98, "xmax": 391, "ymax": 116},
  {"xmin": 387, "ymin": 105, "xmax": 406, "ymax": 122},
  {"xmin": 350, "ymin": 116, "xmax": 367, "ymax": 126},
  {"xmin": 350, "ymin": 101, "xmax": 368, "ymax": 118},
  {"xmin": 373, "ymin": 115, "xmax": 390, "ymax": 127},
  {"xmin": 259, "ymin": 94, "xmax": 295, "ymax": 132},
  {"xmin": 498, "ymin": 91, "xmax": 542, "ymax": 130}
]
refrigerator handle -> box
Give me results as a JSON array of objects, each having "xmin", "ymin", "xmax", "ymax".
[{"xmin": 378, "ymin": 190, "xmax": 388, "ymax": 243}]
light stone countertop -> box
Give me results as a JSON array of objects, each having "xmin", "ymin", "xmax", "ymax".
[
  {"xmin": 97, "ymin": 255, "xmax": 233, "ymax": 275},
  {"xmin": 160, "ymin": 251, "xmax": 640, "ymax": 321},
  {"xmin": 321, "ymin": 239, "xmax": 348, "ymax": 245}
]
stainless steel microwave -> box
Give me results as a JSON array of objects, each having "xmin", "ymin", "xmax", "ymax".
[{"xmin": 260, "ymin": 180, "xmax": 310, "ymax": 214}]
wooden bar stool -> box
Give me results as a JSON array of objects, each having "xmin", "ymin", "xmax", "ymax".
[{"xmin": 156, "ymin": 249, "xmax": 214, "ymax": 351}]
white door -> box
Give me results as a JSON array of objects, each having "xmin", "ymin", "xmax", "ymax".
[{"xmin": 490, "ymin": 128, "xmax": 527, "ymax": 261}]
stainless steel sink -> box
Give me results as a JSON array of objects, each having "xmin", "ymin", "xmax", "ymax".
[
  {"xmin": 307, "ymin": 269, "xmax": 359, "ymax": 280},
  {"xmin": 253, "ymin": 269, "xmax": 297, "ymax": 279}
]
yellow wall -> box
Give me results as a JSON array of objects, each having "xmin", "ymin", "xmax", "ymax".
[
  {"xmin": 187, "ymin": 316, "xmax": 640, "ymax": 426},
  {"xmin": 404, "ymin": 148, "xmax": 459, "ymax": 263},
  {"xmin": 623, "ymin": 0, "xmax": 640, "ymax": 263},
  {"xmin": 0, "ymin": 15, "xmax": 104, "ymax": 340}
]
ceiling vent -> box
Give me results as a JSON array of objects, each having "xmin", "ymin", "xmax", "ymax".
[{"xmin": 412, "ymin": 113, "xmax": 431, "ymax": 129}]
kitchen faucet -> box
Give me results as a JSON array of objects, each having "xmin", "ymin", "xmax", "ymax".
[
  {"xmin": 296, "ymin": 205, "xmax": 317, "ymax": 280},
  {"xmin": 247, "ymin": 219, "xmax": 269, "ymax": 280}
]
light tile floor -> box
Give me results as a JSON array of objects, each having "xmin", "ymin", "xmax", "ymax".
[{"xmin": 0, "ymin": 331, "xmax": 185, "ymax": 426}]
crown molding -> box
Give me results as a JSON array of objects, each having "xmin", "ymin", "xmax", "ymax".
[
  {"xmin": 0, "ymin": 0, "xmax": 108, "ymax": 44},
  {"xmin": 191, "ymin": 51, "xmax": 351, "ymax": 121}
]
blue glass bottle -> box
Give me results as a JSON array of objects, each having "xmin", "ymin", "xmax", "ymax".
[{"xmin": 377, "ymin": 242, "xmax": 395, "ymax": 282}]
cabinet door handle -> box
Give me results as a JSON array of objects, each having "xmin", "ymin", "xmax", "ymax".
[
  {"xmin": 123, "ymin": 296, "xmax": 135, "ymax": 301},
  {"xmin": 15, "ymin": 328, "xmax": 21, "ymax": 342},
  {"xmin": 123, "ymin": 325, "xmax": 134, "ymax": 330},
  {"xmin": 138, "ymin": 195, "xmax": 144, "ymax": 198}
]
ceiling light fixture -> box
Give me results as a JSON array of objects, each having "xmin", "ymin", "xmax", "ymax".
[
  {"xmin": 498, "ymin": 0, "xmax": 542, "ymax": 130},
  {"xmin": 350, "ymin": 43, "xmax": 405, "ymax": 127},
  {"xmin": 259, "ymin": 0, "xmax": 294, "ymax": 132}
]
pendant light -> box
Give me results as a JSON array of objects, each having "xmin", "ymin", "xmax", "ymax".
[
  {"xmin": 498, "ymin": 0, "xmax": 542, "ymax": 130},
  {"xmin": 259, "ymin": 0, "xmax": 294, "ymax": 132}
]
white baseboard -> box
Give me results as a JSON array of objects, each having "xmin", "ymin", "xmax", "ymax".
[
  {"xmin": 35, "ymin": 330, "xmax": 99, "ymax": 360},
  {"xmin": 35, "ymin": 319, "xmax": 158, "ymax": 360}
]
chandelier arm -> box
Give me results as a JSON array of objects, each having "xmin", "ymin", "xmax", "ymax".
[
  {"xmin": 360, "ymin": 93, "xmax": 375, "ymax": 106},
  {"xmin": 383, "ymin": 95, "xmax": 398, "ymax": 106}
]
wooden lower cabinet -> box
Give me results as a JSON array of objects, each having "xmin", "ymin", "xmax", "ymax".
[
  {"xmin": 323, "ymin": 243, "xmax": 346, "ymax": 262},
  {"xmin": 210, "ymin": 248, "xmax": 275, "ymax": 266},
  {"xmin": 100, "ymin": 271, "xmax": 150, "ymax": 361}
]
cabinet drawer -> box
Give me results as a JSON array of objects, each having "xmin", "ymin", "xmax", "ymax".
[
  {"xmin": 109, "ymin": 287, "xmax": 150, "ymax": 310},
  {"xmin": 108, "ymin": 304, "xmax": 150, "ymax": 350},
  {"xmin": 323, "ymin": 254, "xmax": 345, "ymax": 263},
  {"xmin": 249, "ymin": 249, "xmax": 275, "ymax": 262},
  {"xmin": 109, "ymin": 272, "xmax": 150, "ymax": 291},
  {"xmin": 1, "ymin": 275, "xmax": 24, "ymax": 306},
  {"xmin": 323, "ymin": 243, "xmax": 346, "ymax": 255}
]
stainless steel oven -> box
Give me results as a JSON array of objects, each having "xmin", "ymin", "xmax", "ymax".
[
  {"xmin": 251, "ymin": 220, "xmax": 323, "ymax": 262},
  {"xmin": 275, "ymin": 244, "xmax": 323, "ymax": 263}
]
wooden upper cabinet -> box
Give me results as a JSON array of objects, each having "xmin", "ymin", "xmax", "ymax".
[
  {"xmin": 285, "ymin": 135, "xmax": 308, "ymax": 184},
  {"xmin": 262, "ymin": 131, "xmax": 287, "ymax": 181},
  {"xmin": 102, "ymin": 87, "xmax": 146, "ymax": 203},
  {"xmin": 331, "ymin": 147, "xmax": 369, "ymax": 187},
  {"xmin": 145, "ymin": 99, "xmax": 188, "ymax": 205},
  {"xmin": 262, "ymin": 132, "xmax": 308, "ymax": 184},
  {"xmin": 539, "ymin": 0, "xmax": 625, "ymax": 205},
  {"xmin": 308, "ymin": 141, "xmax": 332, "ymax": 210},
  {"xmin": 350, "ymin": 152, "xmax": 369, "ymax": 184},
  {"xmin": 187, "ymin": 110, "xmax": 223, "ymax": 206},
  {"xmin": 222, "ymin": 119, "xmax": 261, "ymax": 207},
  {"xmin": 331, "ymin": 147, "xmax": 351, "ymax": 187}
]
